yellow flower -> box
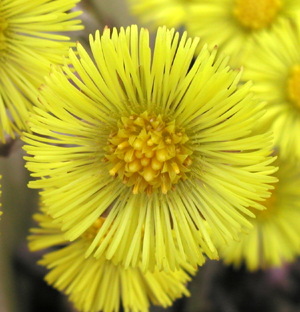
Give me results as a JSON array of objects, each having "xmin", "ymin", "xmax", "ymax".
[
  {"xmin": 219, "ymin": 156, "xmax": 300, "ymax": 271},
  {"xmin": 23, "ymin": 25, "xmax": 276, "ymax": 272},
  {"xmin": 128, "ymin": 0, "xmax": 193, "ymax": 29},
  {"xmin": 242, "ymin": 19, "xmax": 300, "ymax": 160},
  {"xmin": 0, "ymin": 0, "xmax": 83, "ymax": 142},
  {"xmin": 29, "ymin": 211, "xmax": 195, "ymax": 312},
  {"xmin": 187, "ymin": 0, "xmax": 300, "ymax": 65}
]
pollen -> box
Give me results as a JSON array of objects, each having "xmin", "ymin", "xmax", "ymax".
[
  {"xmin": 105, "ymin": 111, "xmax": 193, "ymax": 194},
  {"xmin": 233, "ymin": 0, "xmax": 282, "ymax": 30},
  {"xmin": 287, "ymin": 65, "xmax": 300, "ymax": 109}
]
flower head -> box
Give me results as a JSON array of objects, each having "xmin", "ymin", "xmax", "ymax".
[
  {"xmin": 23, "ymin": 25, "xmax": 276, "ymax": 272},
  {"xmin": 187, "ymin": 0, "xmax": 300, "ymax": 65},
  {"xmin": 0, "ymin": 0, "xmax": 83, "ymax": 142},
  {"xmin": 219, "ymin": 156, "xmax": 300, "ymax": 271},
  {"xmin": 128, "ymin": 0, "xmax": 194, "ymax": 29},
  {"xmin": 242, "ymin": 19, "xmax": 300, "ymax": 160},
  {"xmin": 29, "ymin": 211, "xmax": 195, "ymax": 312}
]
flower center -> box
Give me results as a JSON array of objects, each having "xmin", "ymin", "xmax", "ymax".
[
  {"xmin": 233, "ymin": 0, "xmax": 282, "ymax": 30},
  {"xmin": 287, "ymin": 65, "xmax": 300, "ymax": 109},
  {"xmin": 105, "ymin": 111, "xmax": 193, "ymax": 194}
]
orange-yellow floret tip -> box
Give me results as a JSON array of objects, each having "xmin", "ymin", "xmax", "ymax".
[{"xmin": 83, "ymin": 217, "xmax": 106, "ymax": 241}]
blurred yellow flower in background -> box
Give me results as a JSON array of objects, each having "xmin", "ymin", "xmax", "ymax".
[
  {"xmin": 242, "ymin": 19, "xmax": 300, "ymax": 160},
  {"xmin": 23, "ymin": 25, "xmax": 276, "ymax": 272},
  {"xmin": 29, "ymin": 211, "xmax": 195, "ymax": 312},
  {"xmin": 128, "ymin": 0, "xmax": 194, "ymax": 29},
  {"xmin": 219, "ymin": 156, "xmax": 300, "ymax": 271},
  {"xmin": 0, "ymin": 0, "xmax": 83, "ymax": 142},
  {"xmin": 187, "ymin": 0, "xmax": 300, "ymax": 66}
]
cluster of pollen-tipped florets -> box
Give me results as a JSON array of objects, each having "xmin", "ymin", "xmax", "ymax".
[
  {"xmin": 105, "ymin": 111, "xmax": 193, "ymax": 195},
  {"xmin": 233, "ymin": 0, "xmax": 282, "ymax": 30}
]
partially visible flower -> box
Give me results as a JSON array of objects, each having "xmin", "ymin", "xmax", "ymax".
[
  {"xmin": 23, "ymin": 25, "xmax": 276, "ymax": 272},
  {"xmin": 128, "ymin": 0, "xmax": 194, "ymax": 29},
  {"xmin": 219, "ymin": 156, "xmax": 300, "ymax": 271},
  {"xmin": 187, "ymin": 0, "xmax": 300, "ymax": 66},
  {"xmin": 29, "ymin": 211, "xmax": 195, "ymax": 312},
  {"xmin": 242, "ymin": 18, "xmax": 300, "ymax": 160},
  {"xmin": 0, "ymin": 0, "xmax": 83, "ymax": 142}
]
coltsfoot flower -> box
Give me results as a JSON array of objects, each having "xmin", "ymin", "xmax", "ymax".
[
  {"xmin": 242, "ymin": 19, "xmax": 300, "ymax": 160},
  {"xmin": 29, "ymin": 211, "xmax": 195, "ymax": 312},
  {"xmin": 187, "ymin": 0, "xmax": 300, "ymax": 65},
  {"xmin": 219, "ymin": 156, "xmax": 300, "ymax": 271},
  {"xmin": 0, "ymin": 0, "xmax": 83, "ymax": 142},
  {"xmin": 128, "ymin": 0, "xmax": 193, "ymax": 29},
  {"xmin": 23, "ymin": 25, "xmax": 276, "ymax": 272}
]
